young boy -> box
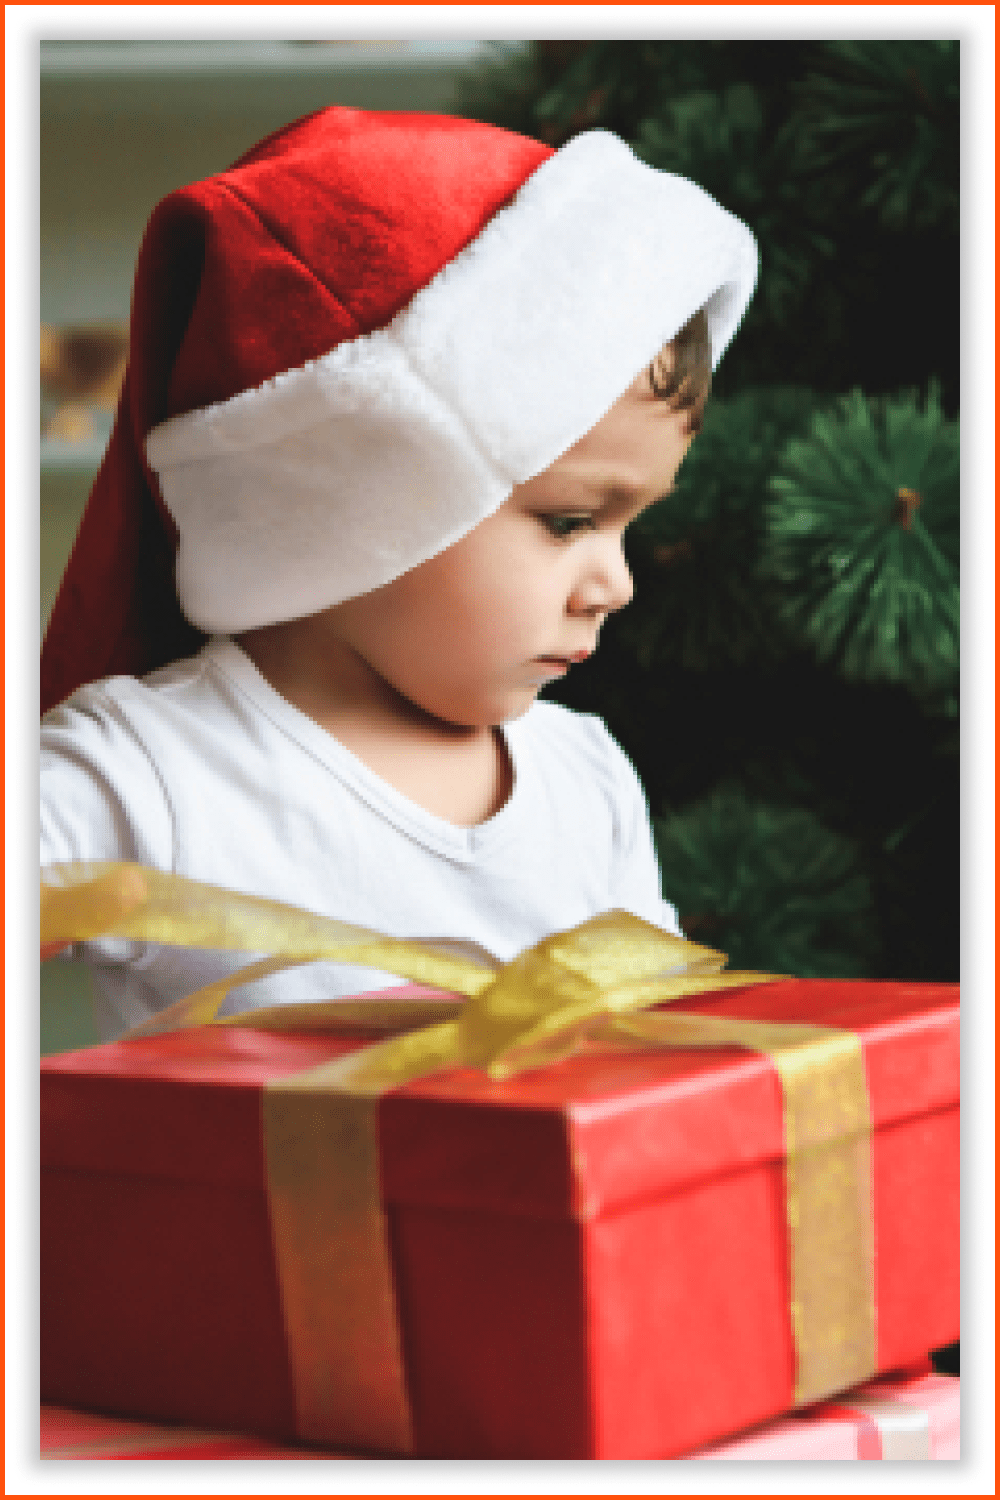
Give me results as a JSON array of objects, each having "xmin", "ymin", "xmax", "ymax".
[{"xmin": 40, "ymin": 108, "xmax": 757, "ymax": 1039}]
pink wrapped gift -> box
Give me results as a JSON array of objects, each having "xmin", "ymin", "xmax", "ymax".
[
  {"xmin": 39, "ymin": 1404, "xmax": 348, "ymax": 1460},
  {"xmin": 694, "ymin": 1368, "xmax": 959, "ymax": 1459}
]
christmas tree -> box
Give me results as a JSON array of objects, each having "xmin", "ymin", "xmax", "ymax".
[{"xmin": 457, "ymin": 40, "xmax": 959, "ymax": 984}]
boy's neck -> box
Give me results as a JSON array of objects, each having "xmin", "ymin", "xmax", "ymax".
[{"xmin": 235, "ymin": 621, "xmax": 513, "ymax": 828}]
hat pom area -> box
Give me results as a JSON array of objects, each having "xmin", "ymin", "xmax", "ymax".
[{"xmin": 147, "ymin": 127, "xmax": 758, "ymax": 636}]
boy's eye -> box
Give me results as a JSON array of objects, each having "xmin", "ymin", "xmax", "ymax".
[{"xmin": 539, "ymin": 513, "xmax": 596, "ymax": 539}]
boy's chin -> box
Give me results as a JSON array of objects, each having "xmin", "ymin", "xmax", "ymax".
[
  {"xmin": 485, "ymin": 683, "xmax": 546, "ymax": 726},
  {"xmin": 432, "ymin": 685, "xmax": 541, "ymax": 731}
]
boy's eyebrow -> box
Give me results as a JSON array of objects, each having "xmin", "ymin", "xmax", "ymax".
[
  {"xmin": 590, "ymin": 482, "xmax": 653, "ymax": 521},
  {"xmin": 548, "ymin": 480, "xmax": 646, "ymax": 509},
  {"xmin": 601, "ymin": 482, "xmax": 646, "ymax": 506},
  {"xmin": 524, "ymin": 477, "xmax": 648, "ymax": 512}
]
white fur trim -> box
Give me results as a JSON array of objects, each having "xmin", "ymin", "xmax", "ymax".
[{"xmin": 146, "ymin": 130, "xmax": 758, "ymax": 633}]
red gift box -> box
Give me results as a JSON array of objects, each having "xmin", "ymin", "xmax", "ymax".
[{"xmin": 41, "ymin": 977, "xmax": 958, "ymax": 1459}]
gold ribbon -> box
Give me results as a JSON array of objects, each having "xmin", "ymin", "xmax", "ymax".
[{"xmin": 41, "ymin": 861, "xmax": 876, "ymax": 1448}]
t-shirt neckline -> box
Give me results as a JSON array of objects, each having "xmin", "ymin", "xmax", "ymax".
[{"xmin": 206, "ymin": 636, "xmax": 526, "ymax": 861}]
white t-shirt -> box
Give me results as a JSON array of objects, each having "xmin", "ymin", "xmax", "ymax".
[{"xmin": 41, "ymin": 638, "xmax": 679, "ymax": 1039}]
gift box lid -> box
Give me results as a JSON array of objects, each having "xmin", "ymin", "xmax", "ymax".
[{"xmin": 42, "ymin": 978, "xmax": 958, "ymax": 1223}]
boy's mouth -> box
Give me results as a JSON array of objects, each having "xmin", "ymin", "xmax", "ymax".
[{"xmin": 533, "ymin": 651, "xmax": 592, "ymax": 676}]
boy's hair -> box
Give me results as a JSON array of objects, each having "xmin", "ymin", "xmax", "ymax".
[{"xmin": 649, "ymin": 306, "xmax": 712, "ymax": 435}]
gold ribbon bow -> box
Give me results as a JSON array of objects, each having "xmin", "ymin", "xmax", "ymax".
[{"xmin": 41, "ymin": 861, "xmax": 877, "ymax": 1450}]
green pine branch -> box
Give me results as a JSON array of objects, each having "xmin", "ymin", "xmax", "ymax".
[
  {"xmin": 654, "ymin": 784, "xmax": 877, "ymax": 976},
  {"xmin": 784, "ymin": 40, "xmax": 959, "ymax": 232},
  {"xmin": 762, "ymin": 386, "xmax": 959, "ymax": 699}
]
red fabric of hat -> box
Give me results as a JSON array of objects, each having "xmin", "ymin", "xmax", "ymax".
[{"xmin": 40, "ymin": 109, "xmax": 551, "ymax": 715}]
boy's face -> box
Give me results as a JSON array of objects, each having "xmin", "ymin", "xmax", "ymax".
[{"xmin": 327, "ymin": 371, "xmax": 695, "ymax": 728}]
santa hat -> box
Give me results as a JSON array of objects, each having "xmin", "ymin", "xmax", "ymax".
[{"xmin": 40, "ymin": 108, "xmax": 757, "ymax": 714}]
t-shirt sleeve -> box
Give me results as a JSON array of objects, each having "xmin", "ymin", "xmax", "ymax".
[
  {"xmin": 41, "ymin": 688, "xmax": 173, "ymax": 869},
  {"xmin": 41, "ymin": 689, "xmax": 174, "ymax": 966},
  {"xmin": 604, "ymin": 730, "xmax": 682, "ymax": 937}
]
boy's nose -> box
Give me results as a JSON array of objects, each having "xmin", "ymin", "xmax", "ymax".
[{"xmin": 569, "ymin": 536, "xmax": 634, "ymax": 618}]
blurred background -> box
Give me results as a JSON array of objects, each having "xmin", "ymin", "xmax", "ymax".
[{"xmin": 41, "ymin": 39, "xmax": 960, "ymax": 1053}]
